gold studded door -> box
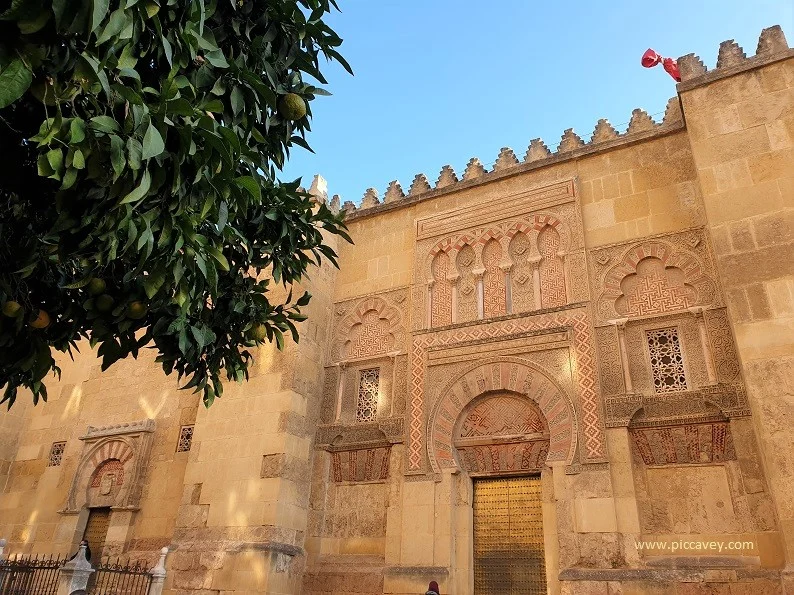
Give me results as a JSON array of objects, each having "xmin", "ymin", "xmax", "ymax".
[
  {"xmin": 83, "ymin": 507, "xmax": 110, "ymax": 560},
  {"xmin": 473, "ymin": 477, "xmax": 547, "ymax": 594}
]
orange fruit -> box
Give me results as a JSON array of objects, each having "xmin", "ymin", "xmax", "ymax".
[
  {"xmin": 247, "ymin": 323, "xmax": 267, "ymax": 341},
  {"xmin": 2, "ymin": 301, "xmax": 22, "ymax": 318},
  {"xmin": 29, "ymin": 309, "xmax": 51, "ymax": 329},
  {"xmin": 87, "ymin": 278, "xmax": 106, "ymax": 295},
  {"xmin": 126, "ymin": 301, "xmax": 148, "ymax": 320},
  {"xmin": 277, "ymin": 93, "xmax": 306, "ymax": 120},
  {"xmin": 95, "ymin": 294, "xmax": 115, "ymax": 312}
]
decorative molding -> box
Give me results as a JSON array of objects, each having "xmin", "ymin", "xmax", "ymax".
[
  {"xmin": 408, "ymin": 306, "xmax": 604, "ymax": 472},
  {"xmin": 81, "ymin": 420, "xmax": 155, "ymax": 440},
  {"xmin": 416, "ymin": 179, "xmax": 576, "ymax": 241}
]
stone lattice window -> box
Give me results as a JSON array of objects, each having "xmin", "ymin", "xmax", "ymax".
[
  {"xmin": 646, "ymin": 328, "xmax": 687, "ymax": 393},
  {"xmin": 176, "ymin": 425, "xmax": 194, "ymax": 452},
  {"xmin": 356, "ymin": 368, "xmax": 380, "ymax": 422},
  {"xmin": 48, "ymin": 441, "xmax": 66, "ymax": 467}
]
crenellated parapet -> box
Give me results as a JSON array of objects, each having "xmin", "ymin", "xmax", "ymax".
[
  {"xmin": 341, "ymin": 100, "xmax": 683, "ymax": 217},
  {"xmin": 677, "ymin": 25, "xmax": 791, "ymax": 85},
  {"xmin": 335, "ymin": 26, "xmax": 790, "ymax": 218}
]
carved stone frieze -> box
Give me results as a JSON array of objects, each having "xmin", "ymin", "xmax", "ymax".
[
  {"xmin": 629, "ymin": 421, "xmax": 737, "ymax": 465},
  {"xmin": 330, "ymin": 446, "xmax": 391, "ymax": 482}
]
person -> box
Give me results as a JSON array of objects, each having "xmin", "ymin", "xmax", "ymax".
[
  {"xmin": 68, "ymin": 539, "xmax": 92, "ymax": 562},
  {"xmin": 425, "ymin": 580, "xmax": 440, "ymax": 595}
]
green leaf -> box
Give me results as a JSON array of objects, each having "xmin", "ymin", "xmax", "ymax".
[
  {"xmin": 118, "ymin": 169, "xmax": 151, "ymax": 204},
  {"xmin": 230, "ymin": 86, "xmax": 243, "ymax": 115},
  {"xmin": 235, "ymin": 176, "xmax": 261, "ymax": 200},
  {"xmin": 91, "ymin": 0, "xmax": 110, "ymax": 32},
  {"xmin": 70, "ymin": 118, "xmax": 86, "ymax": 143},
  {"xmin": 18, "ymin": 10, "xmax": 51, "ymax": 33},
  {"xmin": 0, "ymin": 59, "xmax": 32, "ymax": 109},
  {"xmin": 96, "ymin": 8, "xmax": 129, "ymax": 45},
  {"xmin": 142, "ymin": 122, "xmax": 165, "ymax": 159},
  {"xmin": 90, "ymin": 115, "xmax": 119, "ymax": 133},
  {"xmin": 206, "ymin": 245, "xmax": 229, "ymax": 271},
  {"xmin": 204, "ymin": 50, "xmax": 228, "ymax": 68},
  {"xmin": 109, "ymin": 135, "xmax": 125, "ymax": 177}
]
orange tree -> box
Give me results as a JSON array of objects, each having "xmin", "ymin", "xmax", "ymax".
[{"xmin": 0, "ymin": 0, "xmax": 352, "ymax": 406}]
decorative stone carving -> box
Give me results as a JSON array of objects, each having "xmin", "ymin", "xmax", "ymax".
[
  {"xmin": 456, "ymin": 244, "xmax": 479, "ymax": 323},
  {"xmin": 589, "ymin": 229, "xmax": 721, "ymax": 325},
  {"xmin": 427, "ymin": 359, "xmax": 578, "ymax": 473},
  {"xmin": 630, "ymin": 422, "xmax": 736, "ymax": 465},
  {"xmin": 481, "ymin": 239, "xmax": 506, "ymax": 318},
  {"xmin": 63, "ymin": 420, "xmax": 155, "ymax": 513},
  {"xmin": 417, "ymin": 180, "xmax": 587, "ymax": 330},
  {"xmin": 705, "ymin": 308, "xmax": 741, "ymax": 383},
  {"xmin": 595, "ymin": 325, "xmax": 624, "ymax": 397},
  {"xmin": 330, "ymin": 290, "xmax": 408, "ymax": 362},
  {"xmin": 330, "ymin": 446, "xmax": 391, "ymax": 482},
  {"xmin": 430, "ymin": 252, "xmax": 453, "ymax": 327}
]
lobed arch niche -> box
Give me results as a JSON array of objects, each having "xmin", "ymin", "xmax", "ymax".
[
  {"xmin": 62, "ymin": 421, "xmax": 155, "ymax": 513},
  {"xmin": 427, "ymin": 360, "xmax": 578, "ymax": 474}
]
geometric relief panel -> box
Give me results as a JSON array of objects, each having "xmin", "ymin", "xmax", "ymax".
[
  {"xmin": 331, "ymin": 292, "xmax": 406, "ymax": 362},
  {"xmin": 331, "ymin": 446, "xmax": 391, "ymax": 482},
  {"xmin": 595, "ymin": 325, "xmax": 624, "ymax": 396},
  {"xmin": 346, "ymin": 309, "xmax": 395, "ymax": 359},
  {"xmin": 458, "ymin": 441, "xmax": 549, "ymax": 475},
  {"xmin": 431, "ymin": 251, "xmax": 453, "ymax": 327},
  {"xmin": 458, "ymin": 394, "xmax": 547, "ymax": 438},
  {"xmin": 616, "ymin": 257, "xmax": 696, "ymax": 317},
  {"xmin": 590, "ymin": 230, "xmax": 721, "ymax": 324},
  {"xmin": 456, "ymin": 244, "xmax": 479, "ymax": 323},
  {"xmin": 705, "ymin": 308, "xmax": 741, "ymax": 383},
  {"xmin": 482, "ymin": 239, "xmax": 507, "ymax": 318},
  {"xmin": 508, "ymin": 231, "xmax": 535, "ymax": 313},
  {"xmin": 538, "ymin": 225, "xmax": 566, "ymax": 309},
  {"xmin": 630, "ymin": 421, "xmax": 736, "ymax": 465}
]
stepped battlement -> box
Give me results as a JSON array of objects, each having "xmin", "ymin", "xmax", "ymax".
[{"xmin": 311, "ymin": 25, "xmax": 790, "ymax": 219}]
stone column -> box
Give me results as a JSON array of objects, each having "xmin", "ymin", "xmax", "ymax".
[
  {"xmin": 530, "ymin": 257, "xmax": 542, "ymax": 310},
  {"xmin": 689, "ymin": 307, "xmax": 717, "ymax": 385},
  {"xmin": 448, "ymin": 273, "xmax": 459, "ymax": 324},
  {"xmin": 473, "ymin": 268, "xmax": 485, "ymax": 319},
  {"xmin": 612, "ymin": 319, "xmax": 633, "ymax": 394},
  {"xmin": 147, "ymin": 547, "xmax": 168, "ymax": 595},
  {"xmin": 500, "ymin": 262, "xmax": 513, "ymax": 314},
  {"xmin": 56, "ymin": 545, "xmax": 94, "ymax": 595}
]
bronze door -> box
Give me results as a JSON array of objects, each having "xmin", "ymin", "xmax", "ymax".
[
  {"xmin": 83, "ymin": 507, "xmax": 111, "ymax": 560},
  {"xmin": 473, "ymin": 476, "xmax": 547, "ymax": 594}
]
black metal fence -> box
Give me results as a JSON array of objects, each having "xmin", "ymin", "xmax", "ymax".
[
  {"xmin": 87, "ymin": 558, "xmax": 151, "ymax": 595},
  {"xmin": 0, "ymin": 555, "xmax": 65, "ymax": 595}
]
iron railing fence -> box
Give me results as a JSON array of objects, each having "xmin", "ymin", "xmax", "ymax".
[
  {"xmin": 0, "ymin": 554, "xmax": 66, "ymax": 595},
  {"xmin": 86, "ymin": 558, "xmax": 151, "ymax": 595}
]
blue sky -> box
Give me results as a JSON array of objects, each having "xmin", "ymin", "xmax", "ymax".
[{"xmin": 282, "ymin": 0, "xmax": 793, "ymax": 204}]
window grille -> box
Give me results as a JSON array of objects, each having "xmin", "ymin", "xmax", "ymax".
[
  {"xmin": 177, "ymin": 425, "xmax": 194, "ymax": 452},
  {"xmin": 646, "ymin": 327, "xmax": 687, "ymax": 393},
  {"xmin": 356, "ymin": 368, "xmax": 380, "ymax": 422},
  {"xmin": 47, "ymin": 441, "xmax": 66, "ymax": 467}
]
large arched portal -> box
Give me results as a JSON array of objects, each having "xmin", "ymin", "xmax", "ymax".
[{"xmin": 453, "ymin": 391, "xmax": 551, "ymax": 594}]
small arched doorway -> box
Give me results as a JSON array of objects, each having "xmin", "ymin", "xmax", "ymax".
[{"xmin": 453, "ymin": 391, "xmax": 549, "ymax": 594}]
